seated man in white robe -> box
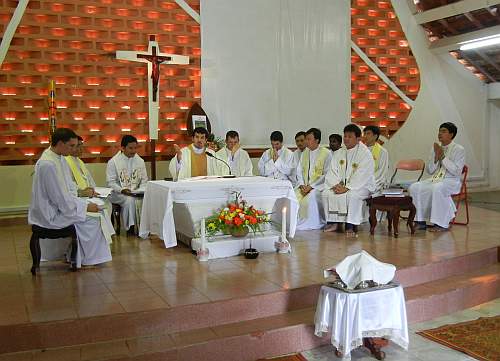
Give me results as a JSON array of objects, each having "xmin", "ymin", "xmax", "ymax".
[
  {"xmin": 328, "ymin": 133, "xmax": 342, "ymax": 154},
  {"xmin": 409, "ymin": 122, "xmax": 465, "ymax": 232},
  {"xmin": 258, "ymin": 130, "xmax": 295, "ymax": 181},
  {"xmin": 28, "ymin": 128, "xmax": 112, "ymax": 269},
  {"xmin": 107, "ymin": 135, "xmax": 148, "ymax": 234},
  {"xmin": 363, "ymin": 125, "xmax": 389, "ymax": 192},
  {"xmin": 322, "ymin": 124, "xmax": 375, "ymax": 236},
  {"xmin": 216, "ymin": 130, "xmax": 253, "ymax": 176},
  {"xmin": 290, "ymin": 131, "xmax": 306, "ymax": 187},
  {"xmin": 169, "ymin": 127, "xmax": 220, "ymax": 180},
  {"xmin": 296, "ymin": 128, "xmax": 333, "ymax": 230}
]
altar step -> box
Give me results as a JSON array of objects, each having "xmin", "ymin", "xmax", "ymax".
[{"xmin": 1, "ymin": 262, "xmax": 498, "ymax": 361}]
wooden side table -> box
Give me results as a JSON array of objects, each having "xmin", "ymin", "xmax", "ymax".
[{"xmin": 367, "ymin": 196, "xmax": 416, "ymax": 237}]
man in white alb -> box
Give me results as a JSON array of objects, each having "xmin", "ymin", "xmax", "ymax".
[
  {"xmin": 409, "ymin": 122, "xmax": 465, "ymax": 232},
  {"xmin": 216, "ymin": 130, "xmax": 253, "ymax": 176},
  {"xmin": 29, "ymin": 128, "xmax": 112, "ymax": 269},
  {"xmin": 322, "ymin": 124, "xmax": 375, "ymax": 237},
  {"xmin": 107, "ymin": 135, "xmax": 148, "ymax": 234},
  {"xmin": 258, "ymin": 131, "xmax": 295, "ymax": 181},
  {"xmin": 363, "ymin": 125, "xmax": 389, "ymax": 192},
  {"xmin": 65, "ymin": 136, "xmax": 97, "ymax": 197},
  {"xmin": 295, "ymin": 128, "xmax": 333, "ymax": 230},
  {"xmin": 169, "ymin": 127, "xmax": 220, "ymax": 180},
  {"xmin": 290, "ymin": 131, "xmax": 306, "ymax": 187}
]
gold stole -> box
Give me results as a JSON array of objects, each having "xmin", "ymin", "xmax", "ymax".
[
  {"xmin": 370, "ymin": 142, "xmax": 382, "ymax": 172},
  {"xmin": 65, "ymin": 156, "xmax": 90, "ymax": 190},
  {"xmin": 190, "ymin": 145, "xmax": 208, "ymax": 177}
]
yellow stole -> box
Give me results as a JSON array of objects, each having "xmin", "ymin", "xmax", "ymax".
[
  {"xmin": 65, "ymin": 156, "xmax": 90, "ymax": 190},
  {"xmin": 189, "ymin": 145, "xmax": 208, "ymax": 177},
  {"xmin": 301, "ymin": 147, "xmax": 330, "ymax": 185},
  {"xmin": 370, "ymin": 142, "xmax": 382, "ymax": 172}
]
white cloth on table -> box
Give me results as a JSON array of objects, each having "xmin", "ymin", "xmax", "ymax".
[
  {"xmin": 334, "ymin": 251, "xmax": 396, "ymax": 289},
  {"xmin": 168, "ymin": 145, "xmax": 220, "ymax": 181},
  {"xmin": 216, "ymin": 147, "xmax": 253, "ymax": 176},
  {"xmin": 408, "ymin": 142, "xmax": 465, "ymax": 228},
  {"xmin": 314, "ymin": 285, "xmax": 409, "ymax": 359},
  {"xmin": 322, "ymin": 142, "xmax": 375, "ymax": 225},
  {"xmin": 106, "ymin": 151, "xmax": 148, "ymax": 230},
  {"xmin": 29, "ymin": 148, "xmax": 112, "ymax": 268},
  {"xmin": 139, "ymin": 177, "xmax": 298, "ymax": 248},
  {"xmin": 258, "ymin": 147, "xmax": 295, "ymax": 181}
]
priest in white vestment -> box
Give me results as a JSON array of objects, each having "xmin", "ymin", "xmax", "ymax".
[
  {"xmin": 409, "ymin": 122, "xmax": 465, "ymax": 232},
  {"xmin": 290, "ymin": 131, "xmax": 306, "ymax": 187},
  {"xmin": 295, "ymin": 128, "xmax": 333, "ymax": 230},
  {"xmin": 363, "ymin": 126, "xmax": 389, "ymax": 192},
  {"xmin": 258, "ymin": 130, "xmax": 295, "ymax": 181},
  {"xmin": 216, "ymin": 130, "xmax": 253, "ymax": 176},
  {"xmin": 28, "ymin": 128, "xmax": 112, "ymax": 268},
  {"xmin": 107, "ymin": 135, "xmax": 148, "ymax": 232},
  {"xmin": 322, "ymin": 124, "xmax": 375, "ymax": 236},
  {"xmin": 169, "ymin": 127, "xmax": 220, "ymax": 180}
]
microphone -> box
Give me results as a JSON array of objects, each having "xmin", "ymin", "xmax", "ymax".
[{"xmin": 206, "ymin": 152, "xmax": 235, "ymax": 178}]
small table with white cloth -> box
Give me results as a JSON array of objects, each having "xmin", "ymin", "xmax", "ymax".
[
  {"xmin": 314, "ymin": 285, "xmax": 409, "ymax": 360},
  {"xmin": 139, "ymin": 176, "xmax": 298, "ymax": 249}
]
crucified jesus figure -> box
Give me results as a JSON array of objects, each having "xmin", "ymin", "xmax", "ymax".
[{"xmin": 137, "ymin": 44, "xmax": 171, "ymax": 102}]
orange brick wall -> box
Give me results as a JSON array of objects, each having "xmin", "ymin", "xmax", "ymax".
[
  {"xmin": 351, "ymin": 0, "xmax": 420, "ymax": 138},
  {"xmin": 0, "ymin": 0, "xmax": 419, "ymax": 165},
  {"xmin": 0, "ymin": 0, "xmax": 200, "ymax": 164}
]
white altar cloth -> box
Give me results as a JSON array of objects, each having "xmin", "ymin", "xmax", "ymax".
[
  {"xmin": 139, "ymin": 177, "xmax": 298, "ymax": 248},
  {"xmin": 314, "ymin": 285, "xmax": 409, "ymax": 359}
]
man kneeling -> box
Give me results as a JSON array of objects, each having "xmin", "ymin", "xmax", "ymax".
[
  {"xmin": 322, "ymin": 124, "xmax": 375, "ymax": 237},
  {"xmin": 29, "ymin": 128, "xmax": 113, "ymax": 269}
]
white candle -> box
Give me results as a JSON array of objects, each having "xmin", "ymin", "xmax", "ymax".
[
  {"xmin": 201, "ymin": 218, "xmax": 206, "ymax": 250},
  {"xmin": 281, "ymin": 206, "xmax": 287, "ymax": 241}
]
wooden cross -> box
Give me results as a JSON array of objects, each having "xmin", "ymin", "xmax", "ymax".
[{"xmin": 116, "ymin": 35, "xmax": 189, "ymax": 179}]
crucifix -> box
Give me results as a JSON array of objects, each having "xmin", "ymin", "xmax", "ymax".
[{"xmin": 116, "ymin": 35, "xmax": 189, "ymax": 179}]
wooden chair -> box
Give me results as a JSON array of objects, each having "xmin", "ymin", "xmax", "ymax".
[
  {"xmin": 29, "ymin": 224, "xmax": 78, "ymax": 276},
  {"xmin": 390, "ymin": 159, "xmax": 425, "ymax": 186},
  {"xmin": 451, "ymin": 165, "xmax": 469, "ymax": 226}
]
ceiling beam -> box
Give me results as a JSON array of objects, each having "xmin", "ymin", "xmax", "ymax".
[
  {"xmin": 460, "ymin": 51, "xmax": 497, "ymax": 81},
  {"xmin": 475, "ymin": 49, "xmax": 500, "ymax": 72},
  {"xmin": 429, "ymin": 24, "xmax": 500, "ymax": 53},
  {"xmin": 415, "ymin": 0, "xmax": 500, "ymax": 25},
  {"xmin": 464, "ymin": 12, "xmax": 484, "ymax": 29},
  {"xmin": 0, "ymin": 0, "xmax": 29, "ymax": 67}
]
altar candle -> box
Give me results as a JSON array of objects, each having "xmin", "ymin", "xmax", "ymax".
[
  {"xmin": 201, "ymin": 218, "xmax": 206, "ymax": 250},
  {"xmin": 281, "ymin": 207, "xmax": 287, "ymax": 240}
]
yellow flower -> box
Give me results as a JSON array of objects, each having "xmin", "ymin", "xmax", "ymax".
[
  {"xmin": 352, "ymin": 163, "xmax": 358, "ymax": 169},
  {"xmin": 340, "ymin": 159, "xmax": 345, "ymax": 165}
]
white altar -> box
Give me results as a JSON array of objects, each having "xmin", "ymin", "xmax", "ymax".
[{"xmin": 139, "ymin": 176, "xmax": 298, "ymax": 249}]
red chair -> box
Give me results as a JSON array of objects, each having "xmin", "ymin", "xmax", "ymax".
[
  {"xmin": 390, "ymin": 159, "xmax": 425, "ymax": 187},
  {"xmin": 451, "ymin": 165, "xmax": 469, "ymax": 226}
]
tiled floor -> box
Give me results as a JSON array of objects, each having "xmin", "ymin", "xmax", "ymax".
[
  {"xmin": 301, "ymin": 298, "xmax": 500, "ymax": 361},
  {"xmin": 0, "ymin": 204, "xmax": 499, "ymax": 326}
]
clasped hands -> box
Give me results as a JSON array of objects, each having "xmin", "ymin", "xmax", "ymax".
[
  {"xmin": 299, "ymin": 185, "xmax": 313, "ymax": 196},
  {"xmin": 79, "ymin": 187, "xmax": 99, "ymax": 198},
  {"xmin": 331, "ymin": 183, "xmax": 348, "ymax": 194},
  {"xmin": 433, "ymin": 142, "xmax": 445, "ymax": 163}
]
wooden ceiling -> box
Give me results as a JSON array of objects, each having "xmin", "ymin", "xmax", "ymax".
[{"xmin": 415, "ymin": 0, "xmax": 500, "ymax": 82}]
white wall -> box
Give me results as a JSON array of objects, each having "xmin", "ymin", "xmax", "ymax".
[
  {"xmin": 388, "ymin": 0, "xmax": 489, "ymax": 186},
  {"xmin": 488, "ymin": 101, "xmax": 500, "ymax": 190},
  {"xmin": 200, "ymin": 0, "xmax": 350, "ymax": 147}
]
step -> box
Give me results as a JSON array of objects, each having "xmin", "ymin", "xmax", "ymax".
[
  {"xmin": 0, "ymin": 247, "xmax": 497, "ymax": 355},
  {"xmin": 1, "ymin": 263, "xmax": 498, "ymax": 361}
]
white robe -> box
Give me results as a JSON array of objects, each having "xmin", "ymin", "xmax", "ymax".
[
  {"xmin": 295, "ymin": 147, "xmax": 333, "ymax": 230},
  {"xmin": 106, "ymin": 151, "xmax": 148, "ymax": 230},
  {"xmin": 168, "ymin": 145, "xmax": 220, "ymax": 181},
  {"xmin": 257, "ymin": 147, "xmax": 295, "ymax": 182},
  {"xmin": 369, "ymin": 144, "xmax": 390, "ymax": 192},
  {"xmin": 290, "ymin": 149, "xmax": 304, "ymax": 187},
  {"xmin": 216, "ymin": 147, "xmax": 253, "ymax": 176},
  {"xmin": 322, "ymin": 142, "xmax": 375, "ymax": 225},
  {"xmin": 409, "ymin": 142, "xmax": 465, "ymax": 228},
  {"xmin": 29, "ymin": 148, "xmax": 112, "ymax": 268}
]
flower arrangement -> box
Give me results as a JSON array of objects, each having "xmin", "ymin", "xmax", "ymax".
[{"xmin": 205, "ymin": 192, "xmax": 271, "ymax": 237}]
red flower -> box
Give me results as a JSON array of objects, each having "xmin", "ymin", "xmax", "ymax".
[
  {"xmin": 249, "ymin": 217, "xmax": 257, "ymax": 224},
  {"xmin": 225, "ymin": 220, "xmax": 232, "ymax": 225},
  {"xmin": 234, "ymin": 217, "xmax": 243, "ymax": 226}
]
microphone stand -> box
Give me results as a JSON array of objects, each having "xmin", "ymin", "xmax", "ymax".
[{"xmin": 206, "ymin": 152, "xmax": 235, "ymax": 178}]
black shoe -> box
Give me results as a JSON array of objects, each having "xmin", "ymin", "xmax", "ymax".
[
  {"xmin": 415, "ymin": 221, "xmax": 427, "ymax": 230},
  {"xmin": 126, "ymin": 226, "xmax": 136, "ymax": 236}
]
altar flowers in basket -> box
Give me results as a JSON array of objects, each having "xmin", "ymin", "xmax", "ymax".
[{"xmin": 205, "ymin": 192, "xmax": 272, "ymax": 238}]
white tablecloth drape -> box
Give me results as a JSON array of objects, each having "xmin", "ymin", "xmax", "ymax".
[
  {"xmin": 314, "ymin": 285, "xmax": 409, "ymax": 359},
  {"xmin": 139, "ymin": 177, "xmax": 298, "ymax": 248}
]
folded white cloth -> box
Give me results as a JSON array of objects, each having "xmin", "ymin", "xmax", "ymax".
[{"xmin": 333, "ymin": 250, "xmax": 396, "ymax": 289}]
